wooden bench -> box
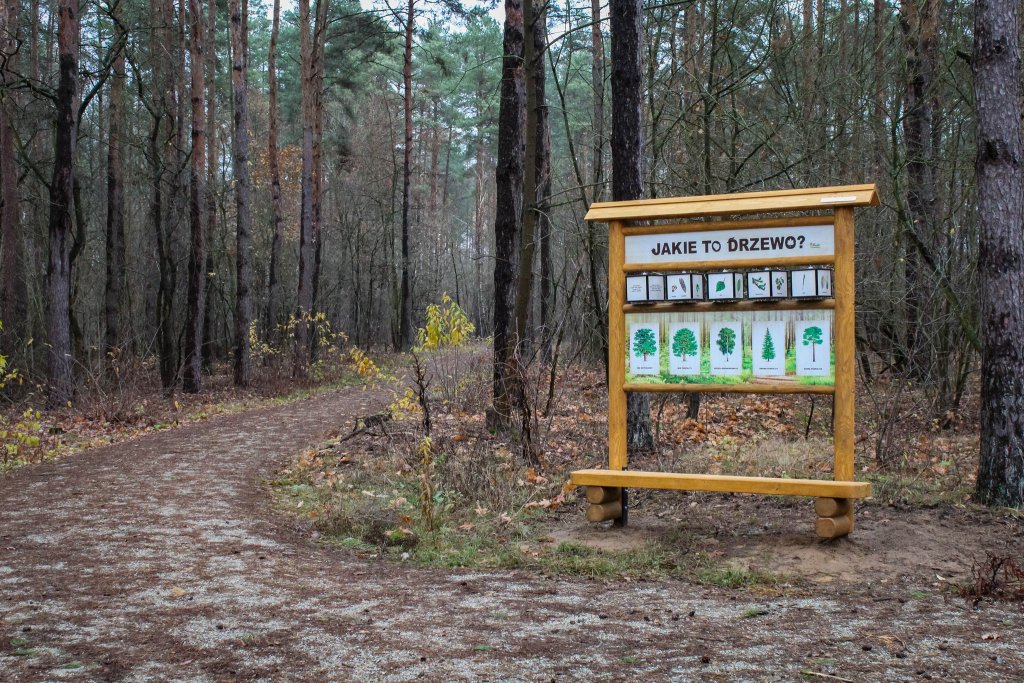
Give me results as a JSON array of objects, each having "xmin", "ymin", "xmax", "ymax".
[{"xmin": 570, "ymin": 469, "xmax": 871, "ymax": 498}]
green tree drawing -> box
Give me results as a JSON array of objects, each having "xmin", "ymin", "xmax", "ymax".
[
  {"xmin": 802, "ymin": 325, "xmax": 824, "ymax": 362},
  {"xmin": 716, "ymin": 326, "xmax": 736, "ymax": 361},
  {"xmin": 672, "ymin": 327, "xmax": 698, "ymax": 359},
  {"xmin": 761, "ymin": 328, "xmax": 776, "ymax": 361},
  {"xmin": 633, "ymin": 327, "xmax": 657, "ymax": 361}
]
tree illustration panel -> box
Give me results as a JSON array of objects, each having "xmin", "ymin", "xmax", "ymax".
[
  {"xmin": 709, "ymin": 322, "xmax": 743, "ymax": 375},
  {"xmin": 668, "ymin": 322, "xmax": 701, "ymax": 375},
  {"xmin": 751, "ymin": 321, "xmax": 786, "ymax": 375},
  {"xmin": 629, "ymin": 323, "xmax": 660, "ymax": 375},
  {"xmin": 795, "ymin": 320, "xmax": 831, "ymax": 375}
]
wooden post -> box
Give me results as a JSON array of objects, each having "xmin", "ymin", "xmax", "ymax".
[
  {"xmin": 585, "ymin": 486, "xmax": 622, "ymax": 504},
  {"xmin": 815, "ymin": 511, "xmax": 853, "ymax": 539},
  {"xmin": 608, "ymin": 220, "xmax": 627, "ymax": 472},
  {"xmin": 586, "ymin": 499, "xmax": 624, "ymax": 522},
  {"xmin": 814, "ymin": 497, "xmax": 850, "ymax": 518},
  {"xmin": 830, "ymin": 206, "xmax": 856, "ymax": 537}
]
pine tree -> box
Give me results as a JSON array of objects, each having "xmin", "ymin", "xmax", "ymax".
[
  {"xmin": 761, "ymin": 329, "xmax": 776, "ymax": 361},
  {"xmin": 974, "ymin": 0, "xmax": 1024, "ymax": 506},
  {"xmin": 802, "ymin": 326, "xmax": 824, "ymax": 362}
]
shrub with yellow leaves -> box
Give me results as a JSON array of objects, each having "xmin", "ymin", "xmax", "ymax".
[
  {"xmin": 412, "ymin": 294, "xmax": 481, "ymax": 410},
  {"xmin": 415, "ymin": 293, "xmax": 475, "ymax": 351}
]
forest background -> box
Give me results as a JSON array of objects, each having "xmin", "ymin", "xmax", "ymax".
[{"xmin": 0, "ymin": 0, "xmax": 1018, "ymax": 503}]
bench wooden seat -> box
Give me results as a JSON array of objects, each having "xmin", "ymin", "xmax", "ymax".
[{"xmin": 571, "ymin": 469, "xmax": 871, "ymax": 499}]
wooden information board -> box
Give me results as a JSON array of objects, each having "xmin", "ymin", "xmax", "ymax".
[{"xmin": 570, "ymin": 185, "xmax": 878, "ymax": 539}]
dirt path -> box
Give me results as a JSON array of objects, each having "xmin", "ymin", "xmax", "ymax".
[{"xmin": 1, "ymin": 386, "xmax": 1022, "ymax": 681}]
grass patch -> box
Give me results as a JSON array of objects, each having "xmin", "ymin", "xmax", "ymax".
[
  {"xmin": 9, "ymin": 636, "xmax": 35, "ymax": 657},
  {"xmin": 697, "ymin": 565, "xmax": 785, "ymax": 590},
  {"xmin": 538, "ymin": 541, "xmax": 686, "ymax": 579},
  {"xmin": 272, "ymin": 425, "xmax": 803, "ymax": 586}
]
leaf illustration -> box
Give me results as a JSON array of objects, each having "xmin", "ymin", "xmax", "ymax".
[
  {"xmin": 752, "ymin": 276, "xmax": 766, "ymax": 291},
  {"xmin": 715, "ymin": 280, "xmax": 726, "ymax": 292}
]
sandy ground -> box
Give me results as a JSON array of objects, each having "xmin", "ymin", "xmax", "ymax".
[{"xmin": 2, "ymin": 386, "xmax": 1023, "ymax": 682}]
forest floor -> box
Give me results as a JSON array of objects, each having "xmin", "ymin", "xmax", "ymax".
[{"xmin": 2, "ymin": 361, "xmax": 1024, "ymax": 681}]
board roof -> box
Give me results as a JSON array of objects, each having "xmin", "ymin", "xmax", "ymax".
[{"xmin": 584, "ymin": 184, "xmax": 879, "ymax": 222}]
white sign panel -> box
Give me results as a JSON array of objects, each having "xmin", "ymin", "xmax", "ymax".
[
  {"xmin": 668, "ymin": 322, "xmax": 701, "ymax": 375},
  {"xmin": 707, "ymin": 272, "xmax": 735, "ymax": 300},
  {"xmin": 709, "ymin": 322, "xmax": 743, "ymax": 375},
  {"xmin": 666, "ymin": 273, "xmax": 692, "ymax": 300},
  {"xmin": 746, "ymin": 271, "xmax": 771, "ymax": 299},
  {"xmin": 795, "ymin": 320, "xmax": 830, "ymax": 376},
  {"xmin": 752, "ymin": 322, "xmax": 786, "ymax": 376},
  {"xmin": 790, "ymin": 269, "xmax": 817, "ymax": 297},
  {"xmin": 625, "ymin": 275, "xmax": 647, "ymax": 302},
  {"xmin": 625, "ymin": 225, "xmax": 834, "ymax": 265},
  {"xmin": 629, "ymin": 324, "xmax": 660, "ymax": 375}
]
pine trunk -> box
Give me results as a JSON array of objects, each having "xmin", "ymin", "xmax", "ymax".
[
  {"xmin": 0, "ymin": 0, "xmax": 24, "ymax": 354},
  {"xmin": 513, "ymin": 0, "xmax": 538, "ymax": 347},
  {"xmin": 294, "ymin": 0, "xmax": 314, "ymax": 376},
  {"xmin": 610, "ymin": 0, "xmax": 653, "ymax": 452},
  {"xmin": 398, "ymin": 0, "xmax": 415, "ymax": 350},
  {"xmin": 900, "ymin": 0, "xmax": 938, "ymax": 377},
  {"xmin": 104, "ymin": 18, "xmax": 125, "ymax": 359},
  {"xmin": 974, "ymin": 0, "xmax": 1024, "ymax": 506},
  {"xmin": 309, "ymin": 0, "xmax": 327, "ymax": 356},
  {"xmin": 202, "ymin": 0, "xmax": 217, "ymax": 364},
  {"xmin": 182, "ymin": 0, "xmax": 207, "ymax": 392},
  {"xmin": 535, "ymin": 10, "xmax": 552, "ymax": 363},
  {"xmin": 229, "ymin": 0, "xmax": 252, "ymax": 387},
  {"xmin": 45, "ymin": 0, "xmax": 79, "ymax": 407},
  {"xmin": 588, "ymin": 0, "xmax": 607, "ymax": 374},
  {"xmin": 491, "ymin": 0, "xmax": 524, "ymax": 425},
  {"xmin": 265, "ymin": 0, "xmax": 284, "ymax": 341}
]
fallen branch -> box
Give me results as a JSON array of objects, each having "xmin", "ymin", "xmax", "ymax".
[{"xmin": 338, "ymin": 413, "xmax": 392, "ymax": 443}]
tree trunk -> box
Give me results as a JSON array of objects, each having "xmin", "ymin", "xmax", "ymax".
[
  {"xmin": 513, "ymin": 0, "xmax": 539, "ymax": 348},
  {"xmin": 201, "ymin": 0, "xmax": 217, "ymax": 365},
  {"xmin": 150, "ymin": 0, "xmax": 179, "ymax": 391},
  {"xmin": 0, "ymin": 0, "xmax": 24, "ymax": 354},
  {"xmin": 974, "ymin": 0, "xmax": 1024, "ymax": 506},
  {"xmin": 610, "ymin": 0, "xmax": 653, "ymax": 452},
  {"xmin": 900, "ymin": 0, "xmax": 938, "ymax": 377},
  {"xmin": 397, "ymin": 0, "xmax": 416, "ymax": 350},
  {"xmin": 588, "ymin": 0, "xmax": 608, "ymax": 374},
  {"xmin": 265, "ymin": 0, "xmax": 284, "ymax": 341},
  {"xmin": 535, "ymin": 10, "xmax": 552, "ymax": 363},
  {"xmin": 294, "ymin": 0, "xmax": 315, "ymax": 377},
  {"xmin": 472, "ymin": 134, "xmax": 486, "ymax": 330},
  {"xmin": 491, "ymin": 0, "xmax": 525, "ymax": 426},
  {"xmin": 182, "ymin": 0, "xmax": 207, "ymax": 392},
  {"xmin": 104, "ymin": 14, "xmax": 125, "ymax": 359},
  {"xmin": 229, "ymin": 0, "xmax": 252, "ymax": 387},
  {"xmin": 309, "ymin": 0, "xmax": 327, "ymax": 357},
  {"xmin": 45, "ymin": 0, "xmax": 79, "ymax": 408}
]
